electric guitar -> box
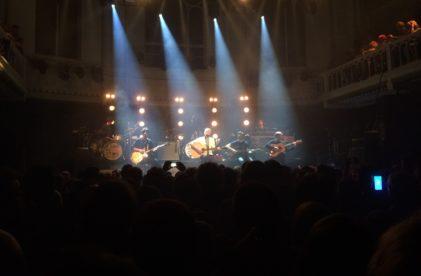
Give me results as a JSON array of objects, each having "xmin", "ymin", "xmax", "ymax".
[
  {"xmin": 130, "ymin": 143, "xmax": 167, "ymax": 165},
  {"xmin": 269, "ymin": 139, "xmax": 302, "ymax": 158}
]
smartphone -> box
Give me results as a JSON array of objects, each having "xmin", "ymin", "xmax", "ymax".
[
  {"xmin": 373, "ymin": 175, "xmax": 383, "ymax": 191},
  {"xmin": 171, "ymin": 162, "xmax": 177, "ymax": 168}
]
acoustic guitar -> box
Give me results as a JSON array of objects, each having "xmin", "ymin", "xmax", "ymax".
[
  {"xmin": 185, "ymin": 140, "xmax": 222, "ymax": 159},
  {"xmin": 269, "ymin": 139, "xmax": 303, "ymax": 158}
]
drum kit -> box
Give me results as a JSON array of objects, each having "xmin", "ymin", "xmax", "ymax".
[{"xmin": 89, "ymin": 136, "xmax": 124, "ymax": 161}]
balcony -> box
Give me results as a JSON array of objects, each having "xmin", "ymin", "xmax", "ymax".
[
  {"xmin": 321, "ymin": 30, "xmax": 421, "ymax": 107},
  {"xmin": 0, "ymin": 26, "xmax": 27, "ymax": 100}
]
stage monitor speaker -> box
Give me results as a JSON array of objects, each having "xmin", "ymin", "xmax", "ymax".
[{"xmin": 157, "ymin": 141, "xmax": 180, "ymax": 161}]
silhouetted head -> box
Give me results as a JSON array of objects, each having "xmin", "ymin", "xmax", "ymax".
[
  {"xmin": 388, "ymin": 171, "xmax": 418, "ymax": 205},
  {"xmin": 297, "ymin": 214, "xmax": 373, "ymax": 276},
  {"xmin": 0, "ymin": 229, "xmax": 26, "ymax": 276},
  {"xmin": 369, "ymin": 212, "xmax": 421, "ymax": 276},
  {"xmin": 81, "ymin": 180, "xmax": 136, "ymax": 250},
  {"xmin": 292, "ymin": 201, "xmax": 330, "ymax": 248},
  {"xmin": 240, "ymin": 161, "xmax": 266, "ymax": 184},
  {"xmin": 133, "ymin": 199, "xmax": 196, "ymax": 275},
  {"xmin": 234, "ymin": 182, "xmax": 279, "ymax": 231}
]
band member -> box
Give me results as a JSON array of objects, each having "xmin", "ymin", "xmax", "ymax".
[
  {"xmin": 134, "ymin": 127, "xmax": 155, "ymax": 151},
  {"xmin": 226, "ymin": 131, "xmax": 250, "ymax": 165},
  {"xmin": 265, "ymin": 131, "xmax": 288, "ymax": 163},
  {"xmin": 133, "ymin": 127, "xmax": 157, "ymax": 167}
]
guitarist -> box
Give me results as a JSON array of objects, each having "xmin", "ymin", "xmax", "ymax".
[
  {"xmin": 226, "ymin": 131, "xmax": 250, "ymax": 166},
  {"xmin": 190, "ymin": 128, "xmax": 220, "ymax": 163},
  {"xmin": 133, "ymin": 127, "xmax": 156, "ymax": 165},
  {"xmin": 265, "ymin": 131, "xmax": 292, "ymax": 164}
]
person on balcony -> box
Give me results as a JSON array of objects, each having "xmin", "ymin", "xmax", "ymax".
[
  {"xmin": 396, "ymin": 21, "xmax": 410, "ymax": 36},
  {"xmin": 407, "ymin": 20, "xmax": 420, "ymax": 33}
]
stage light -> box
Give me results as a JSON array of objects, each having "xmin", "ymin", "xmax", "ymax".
[
  {"xmin": 109, "ymin": 105, "xmax": 115, "ymax": 111},
  {"xmin": 213, "ymin": 18, "xmax": 217, "ymax": 23},
  {"xmin": 209, "ymin": 97, "xmax": 214, "ymax": 102},
  {"xmin": 244, "ymin": 107, "xmax": 250, "ymax": 113},
  {"xmin": 111, "ymin": 4, "xmax": 115, "ymax": 9},
  {"xmin": 178, "ymin": 108, "xmax": 184, "ymax": 114},
  {"xmin": 136, "ymin": 95, "xmax": 146, "ymax": 102},
  {"xmin": 244, "ymin": 95, "xmax": 249, "ymax": 101},
  {"xmin": 138, "ymin": 121, "xmax": 145, "ymax": 127},
  {"xmin": 105, "ymin": 93, "xmax": 111, "ymax": 99},
  {"xmin": 178, "ymin": 135, "xmax": 184, "ymax": 141},
  {"xmin": 211, "ymin": 120, "xmax": 218, "ymax": 127},
  {"xmin": 175, "ymin": 97, "xmax": 184, "ymax": 103},
  {"xmin": 110, "ymin": 94, "xmax": 116, "ymax": 99},
  {"xmin": 138, "ymin": 108, "xmax": 145, "ymax": 114},
  {"xmin": 261, "ymin": 16, "xmax": 265, "ymax": 20},
  {"xmin": 111, "ymin": 120, "xmax": 115, "ymax": 125},
  {"xmin": 243, "ymin": 119, "xmax": 250, "ymax": 126},
  {"xmin": 159, "ymin": 13, "xmax": 163, "ymax": 18},
  {"xmin": 212, "ymin": 107, "xmax": 218, "ymax": 113},
  {"xmin": 177, "ymin": 121, "xmax": 184, "ymax": 127}
]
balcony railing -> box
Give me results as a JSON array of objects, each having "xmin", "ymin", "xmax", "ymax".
[{"xmin": 323, "ymin": 30, "xmax": 421, "ymax": 96}]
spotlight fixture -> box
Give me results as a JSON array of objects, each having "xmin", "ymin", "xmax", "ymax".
[
  {"xmin": 244, "ymin": 107, "xmax": 250, "ymax": 113},
  {"xmin": 212, "ymin": 107, "xmax": 218, "ymax": 113},
  {"xmin": 105, "ymin": 93, "xmax": 111, "ymax": 99},
  {"xmin": 243, "ymin": 119, "xmax": 250, "ymax": 126},
  {"xmin": 178, "ymin": 135, "xmax": 184, "ymax": 141},
  {"xmin": 178, "ymin": 108, "xmax": 184, "ymax": 114},
  {"xmin": 138, "ymin": 121, "xmax": 145, "ymax": 127},
  {"xmin": 136, "ymin": 95, "xmax": 146, "ymax": 102},
  {"xmin": 177, "ymin": 121, "xmax": 184, "ymax": 127},
  {"xmin": 175, "ymin": 97, "xmax": 184, "ymax": 103},
  {"xmin": 211, "ymin": 120, "xmax": 218, "ymax": 127},
  {"xmin": 110, "ymin": 94, "xmax": 116, "ymax": 100},
  {"xmin": 109, "ymin": 105, "xmax": 115, "ymax": 111},
  {"xmin": 138, "ymin": 108, "xmax": 145, "ymax": 114}
]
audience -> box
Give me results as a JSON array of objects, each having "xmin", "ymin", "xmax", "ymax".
[
  {"xmin": 0, "ymin": 153, "xmax": 420, "ymax": 275},
  {"xmin": 362, "ymin": 19, "xmax": 419, "ymax": 55}
]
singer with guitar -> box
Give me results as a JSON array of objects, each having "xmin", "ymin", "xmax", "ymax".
[
  {"xmin": 185, "ymin": 128, "xmax": 220, "ymax": 163},
  {"xmin": 265, "ymin": 131, "xmax": 302, "ymax": 163}
]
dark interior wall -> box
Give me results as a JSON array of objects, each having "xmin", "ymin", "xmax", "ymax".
[
  {"xmin": 359, "ymin": 0, "xmax": 421, "ymax": 42},
  {"xmin": 0, "ymin": 99, "xmax": 107, "ymax": 171}
]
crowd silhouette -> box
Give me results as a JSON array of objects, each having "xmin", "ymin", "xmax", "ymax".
[{"xmin": 0, "ymin": 156, "xmax": 420, "ymax": 275}]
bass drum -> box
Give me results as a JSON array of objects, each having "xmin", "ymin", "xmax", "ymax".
[{"xmin": 101, "ymin": 139, "xmax": 123, "ymax": 161}]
